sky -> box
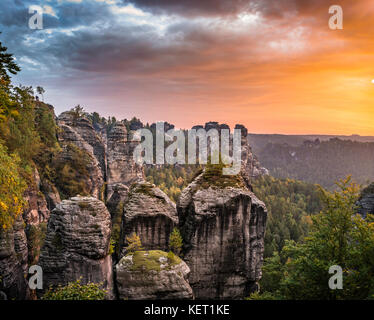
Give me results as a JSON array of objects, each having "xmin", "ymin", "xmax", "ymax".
[{"xmin": 0, "ymin": 0, "xmax": 374, "ymax": 134}]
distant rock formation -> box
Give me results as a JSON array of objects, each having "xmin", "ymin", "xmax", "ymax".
[
  {"xmin": 0, "ymin": 216, "xmax": 29, "ymax": 300},
  {"xmin": 357, "ymin": 183, "xmax": 374, "ymax": 218},
  {"xmin": 39, "ymin": 196, "xmax": 113, "ymax": 298},
  {"xmin": 191, "ymin": 122, "xmax": 268, "ymax": 187},
  {"xmin": 177, "ymin": 169, "xmax": 267, "ymax": 299},
  {"xmin": 119, "ymin": 182, "xmax": 178, "ymax": 255},
  {"xmin": 106, "ymin": 122, "xmax": 144, "ymax": 199},
  {"xmin": 115, "ymin": 250, "xmax": 193, "ymax": 300}
]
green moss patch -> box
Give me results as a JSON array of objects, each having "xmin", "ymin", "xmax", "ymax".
[
  {"xmin": 198, "ymin": 162, "xmax": 245, "ymax": 190},
  {"xmin": 129, "ymin": 250, "xmax": 181, "ymax": 272}
]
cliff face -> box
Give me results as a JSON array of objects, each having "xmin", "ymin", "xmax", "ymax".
[
  {"xmin": 57, "ymin": 112, "xmax": 106, "ymax": 199},
  {"xmin": 177, "ymin": 171, "xmax": 267, "ymax": 299},
  {"xmin": 39, "ymin": 196, "xmax": 113, "ymax": 298},
  {"xmin": 0, "ymin": 216, "xmax": 29, "ymax": 300},
  {"xmin": 106, "ymin": 123, "xmax": 144, "ymax": 199},
  {"xmin": 115, "ymin": 250, "xmax": 193, "ymax": 300},
  {"xmin": 119, "ymin": 182, "xmax": 178, "ymax": 255}
]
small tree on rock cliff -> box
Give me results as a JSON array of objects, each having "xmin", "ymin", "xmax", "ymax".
[
  {"xmin": 36, "ymin": 86, "xmax": 45, "ymax": 101},
  {"xmin": 125, "ymin": 232, "xmax": 143, "ymax": 254},
  {"xmin": 169, "ymin": 228, "xmax": 183, "ymax": 256}
]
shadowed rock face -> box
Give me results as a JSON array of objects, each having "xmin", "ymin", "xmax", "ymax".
[
  {"xmin": 115, "ymin": 250, "xmax": 193, "ymax": 300},
  {"xmin": 39, "ymin": 196, "xmax": 113, "ymax": 298},
  {"xmin": 119, "ymin": 182, "xmax": 178, "ymax": 255},
  {"xmin": 177, "ymin": 172, "xmax": 267, "ymax": 299},
  {"xmin": 23, "ymin": 168, "xmax": 50, "ymax": 226},
  {"xmin": 58, "ymin": 112, "xmax": 107, "ymax": 176},
  {"xmin": 106, "ymin": 123, "xmax": 144, "ymax": 199},
  {"xmin": 357, "ymin": 183, "xmax": 374, "ymax": 218},
  {"xmin": 0, "ymin": 216, "xmax": 29, "ymax": 300},
  {"xmin": 57, "ymin": 112, "xmax": 106, "ymax": 199}
]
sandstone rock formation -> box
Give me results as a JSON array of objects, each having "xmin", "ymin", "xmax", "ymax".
[
  {"xmin": 57, "ymin": 112, "xmax": 105, "ymax": 199},
  {"xmin": 119, "ymin": 182, "xmax": 178, "ymax": 256},
  {"xmin": 39, "ymin": 196, "xmax": 113, "ymax": 298},
  {"xmin": 357, "ymin": 183, "xmax": 374, "ymax": 218},
  {"xmin": 106, "ymin": 122, "xmax": 144, "ymax": 199},
  {"xmin": 23, "ymin": 168, "xmax": 50, "ymax": 226},
  {"xmin": 177, "ymin": 169, "xmax": 267, "ymax": 299},
  {"xmin": 106, "ymin": 183, "xmax": 129, "ymax": 218},
  {"xmin": 190, "ymin": 122, "xmax": 268, "ymax": 187},
  {"xmin": 116, "ymin": 250, "xmax": 193, "ymax": 300},
  {"xmin": 0, "ymin": 216, "xmax": 29, "ymax": 300}
]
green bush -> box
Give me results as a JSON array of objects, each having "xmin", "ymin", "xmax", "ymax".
[{"xmin": 42, "ymin": 279, "xmax": 107, "ymax": 300}]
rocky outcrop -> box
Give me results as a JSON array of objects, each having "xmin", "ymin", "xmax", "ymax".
[
  {"xmin": 106, "ymin": 123, "xmax": 144, "ymax": 199},
  {"xmin": 106, "ymin": 183, "xmax": 129, "ymax": 218},
  {"xmin": 40, "ymin": 179, "xmax": 61, "ymax": 211},
  {"xmin": 177, "ymin": 170, "xmax": 267, "ymax": 299},
  {"xmin": 241, "ymin": 133, "xmax": 269, "ymax": 187},
  {"xmin": 57, "ymin": 112, "xmax": 106, "ymax": 199},
  {"xmin": 39, "ymin": 196, "xmax": 113, "ymax": 298},
  {"xmin": 119, "ymin": 182, "xmax": 178, "ymax": 255},
  {"xmin": 357, "ymin": 183, "xmax": 374, "ymax": 218},
  {"xmin": 0, "ymin": 216, "xmax": 29, "ymax": 300},
  {"xmin": 58, "ymin": 112, "xmax": 106, "ymax": 175},
  {"xmin": 115, "ymin": 250, "xmax": 193, "ymax": 300},
  {"xmin": 23, "ymin": 168, "xmax": 50, "ymax": 226},
  {"xmin": 191, "ymin": 122, "xmax": 268, "ymax": 187}
]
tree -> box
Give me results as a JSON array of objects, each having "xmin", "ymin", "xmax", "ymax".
[
  {"xmin": 0, "ymin": 143, "xmax": 27, "ymax": 230},
  {"xmin": 36, "ymin": 86, "xmax": 45, "ymax": 102},
  {"xmin": 70, "ymin": 105, "xmax": 85, "ymax": 124},
  {"xmin": 125, "ymin": 232, "xmax": 143, "ymax": 254},
  {"xmin": 0, "ymin": 35, "xmax": 20, "ymax": 84},
  {"xmin": 169, "ymin": 228, "xmax": 183, "ymax": 255},
  {"xmin": 259, "ymin": 177, "xmax": 374, "ymax": 300}
]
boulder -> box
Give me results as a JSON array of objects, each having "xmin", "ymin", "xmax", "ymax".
[{"xmin": 115, "ymin": 250, "xmax": 193, "ymax": 300}]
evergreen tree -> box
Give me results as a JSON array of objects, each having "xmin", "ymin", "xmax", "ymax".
[
  {"xmin": 169, "ymin": 228, "xmax": 183, "ymax": 255},
  {"xmin": 125, "ymin": 233, "xmax": 143, "ymax": 254}
]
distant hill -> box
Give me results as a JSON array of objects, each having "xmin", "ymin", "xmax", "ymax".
[
  {"xmin": 248, "ymin": 134, "xmax": 374, "ymax": 154},
  {"xmin": 255, "ymin": 138, "xmax": 374, "ymax": 189}
]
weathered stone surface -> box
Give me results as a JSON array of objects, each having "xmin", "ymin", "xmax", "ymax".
[
  {"xmin": 106, "ymin": 183, "xmax": 129, "ymax": 217},
  {"xmin": 57, "ymin": 112, "xmax": 105, "ymax": 199},
  {"xmin": 190, "ymin": 122, "xmax": 268, "ymax": 187},
  {"xmin": 178, "ymin": 172, "xmax": 267, "ymax": 299},
  {"xmin": 357, "ymin": 183, "xmax": 374, "ymax": 218},
  {"xmin": 119, "ymin": 182, "xmax": 178, "ymax": 255},
  {"xmin": 58, "ymin": 112, "xmax": 106, "ymax": 175},
  {"xmin": 115, "ymin": 250, "xmax": 193, "ymax": 300},
  {"xmin": 241, "ymin": 134, "xmax": 269, "ymax": 187},
  {"xmin": 39, "ymin": 196, "xmax": 113, "ymax": 298},
  {"xmin": 0, "ymin": 216, "xmax": 29, "ymax": 300},
  {"xmin": 106, "ymin": 123, "xmax": 144, "ymax": 199},
  {"xmin": 23, "ymin": 168, "xmax": 50, "ymax": 226},
  {"xmin": 40, "ymin": 179, "xmax": 61, "ymax": 211}
]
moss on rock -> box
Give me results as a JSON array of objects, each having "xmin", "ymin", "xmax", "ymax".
[{"xmin": 127, "ymin": 250, "xmax": 181, "ymax": 273}]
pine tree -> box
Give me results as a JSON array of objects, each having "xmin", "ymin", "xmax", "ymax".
[
  {"xmin": 169, "ymin": 228, "xmax": 183, "ymax": 255},
  {"xmin": 125, "ymin": 233, "xmax": 143, "ymax": 254}
]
